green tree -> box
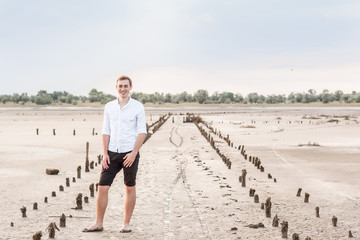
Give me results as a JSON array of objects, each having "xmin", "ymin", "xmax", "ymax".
[{"xmin": 194, "ymin": 89, "xmax": 208, "ymax": 104}]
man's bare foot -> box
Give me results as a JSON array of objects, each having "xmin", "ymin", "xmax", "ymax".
[
  {"xmin": 120, "ymin": 224, "xmax": 132, "ymax": 233},
  {"xmin": 82, "ymin": 223, "xmax": 103, "ymax": 232}
]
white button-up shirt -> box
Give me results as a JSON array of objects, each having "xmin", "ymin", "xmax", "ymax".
[{"xmin": 102, "ymin": 97, "xmax": 147, "ymax": 153}]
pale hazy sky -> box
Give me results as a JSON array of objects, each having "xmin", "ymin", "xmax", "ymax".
[{"xmin": 1, "ymin": 0, "xmax": 359, "ymax": 96}]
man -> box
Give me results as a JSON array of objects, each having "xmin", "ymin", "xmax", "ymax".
[{"xmin": 83, "ymin": 75, "xmax": 147, "ymax": 233}]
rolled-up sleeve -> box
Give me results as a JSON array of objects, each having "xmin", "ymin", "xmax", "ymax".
[
  {"xmin": 136, "ymin": 106, "xmax": 147, "ymax": 135},
  {"xmin": 101, "ymin": 105, "xmax": 111, "ymax": 135}
]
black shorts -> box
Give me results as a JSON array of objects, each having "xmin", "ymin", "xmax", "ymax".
[{"xmin": 99, "ymin": 150, "xmax": 139, "ymax": 187}]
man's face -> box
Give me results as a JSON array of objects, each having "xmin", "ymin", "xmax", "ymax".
[{"xmin": 116, "ymin": 80, "xmax": 132, "ymax": 98}]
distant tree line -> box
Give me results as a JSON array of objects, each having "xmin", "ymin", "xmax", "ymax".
[{"xmin": 0, "ymin": 88, "xmax": 359, "ymax": 105}]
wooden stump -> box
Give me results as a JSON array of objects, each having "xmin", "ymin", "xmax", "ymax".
[
  {"xmin": 89, "ymin": 183, "xmax": 94, "ymax": 197},
  {"xmin": 265, "ymin": 197, "xmax": 272, "ymax": 218},
  {"xmin": 77, "ymin": 166, "xmax": 81, "ymax": 179},
  {"xmin": 66, "ymin": 178, "xmax": 70, "ymax": 187},
  {"xmin": 315, "ymin": 206, "xmax": 320, "ymax": 217},
  {"xmin": 241, "ymin": 169, "xmax": 247, "ymax": 187},
  {"xmin": 268, "ymin": 173, "xmax": 272, "ymax": 179},
  {"xmin": 59, "ymin": 185, "xmax": 64, "ymax": 191},
  {"xmin": 85, "ymin": 142, "xmax": 90, "ymax": 172},
  {"xmin": 46, "ymin": 222, "xmax": 59, "ymax": 238},
  {"xmin": 281, "ymin": 221, "xmax": 288, "ymax": 238},
  {"xmin": 272, "ymin": 215, "xmax": 279, "ymax": 227},
  {"xmin": 76, "ymin": 193, "xmax": 83, "ymax": 210},
  {"xmin": 10, "ymin": 222, "xmax": 14, "ymax": 227},
  {"xmin": 60, "ymin": 214, "xmax": 66, "ymax": 228},
  {"xmin": 84, "ymin": 196, "xmax": 89, "ymax": 203},
  {"xmin": 53, "ymin": 129, "xmax": 56, "ymax": 136},
  {"xmin": 72, "ymin": 177, "xmax": 76, "ymax": 182},
  {"xmin": 73, "ymin": 129, "xmax": 75, "ymax": 136},
  {"xmin": 349, "ymin": 230, "xmax": 354, "ymax": 238},
  {"xmin": 90, "ymin": 161, "xmax": 94, "ymax": 169},
  {"xmin": 20, "ymin": 206, "xmax": 27, "ymax": 217},
  {"xmin": 292, "ymin": 233, "xmax": 299, "ymax": 240},
  {"xmin": 46, "ymin": 169, "xmax": 59, "ymax": 175},
  {"xmin": 92, "ymin": 128, "xmax": 95, "ymax": 135},
  {"xmin": 254, "ymin": 194, "xmax": 259, "ymax": 203},
  {"xmin": 97, "ymin": 155, "xmax": 102, "ymax": 164},
  {"xmin": 44, "ymin": 197, "xmax": 48, "ymax": 203},
  {"xmin": 274, "ymin": 178, "xmax": 277, "ymax": 183},
  {"xmin": 32, "ymin": 231, "xmax": 42, "ymax": 240},
  {"xmin": 304, "ymin": 192, "xmax": 310, "ymax": 203},
  {"xmin": 249, "ymin": 188, "xmax": 255, "ymax": 197},
  {"xmin": 36, "ymin": 128, "xmax": 39, "ymax": 135},
  {"xmin": 332, "ymin": 216, "xmax": 337, "ymax": 227},
  {"xmin": 260, "ymin": 166, "xmax": 264, "ymax": 172},
  {"xmin": 33, "ymin": 202, "xmax": 38, "ymax": 210},
  {"xmin": 52, "ymin": 191, "xmax": 56, "ymax": 197},
  {"xmin": 296, "ymin": 188, "xmax": 302, "ymax": 197}
]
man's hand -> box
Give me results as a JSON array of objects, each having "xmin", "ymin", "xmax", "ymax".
[
  {"xmin": 123, "ymin": 152, "xmax": 136, "ymax": 168},
  {"xmin": 102, "ymin": 154, "xmax": 110, "ymax": 169}
]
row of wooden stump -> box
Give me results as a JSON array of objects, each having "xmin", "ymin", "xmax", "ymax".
[
  {"xmin": 190, "ymin": 113, "xmax": 355, "ymax": 239},
  {"xmin": 36, "ymin": 128, "xmax": 98, "ymax": 136}
]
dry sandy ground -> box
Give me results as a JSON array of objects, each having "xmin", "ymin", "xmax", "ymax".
[{"xmin": 0, "ymin": 106, "xmax": 359, "ymax": 240}]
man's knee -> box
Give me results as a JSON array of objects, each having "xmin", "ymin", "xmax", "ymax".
[
  {"xmin": 125, "ymin": 185, "xmax": 136, "ymax": 194},
  {"xmin": 98, "ymin": 185, "xmax": 110, "ymax": 194}
]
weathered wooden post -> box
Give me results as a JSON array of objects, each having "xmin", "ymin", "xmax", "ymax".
[
  {"xmin": 66, "ymin": 178, "xmax": 70, "ymax": 187},
  {"xmin": 44, "ymin": 197, "xmax": 48, "ymax": 203},
  {"xmin": 84, "ymin": 196, "xmax": 89, "ymax": 203},
  {"xmin": 349, "ymin": 230, "xmax": 354, "ymax": 238},
  {"xmin": 315, "ymin": 207, "xmax": 320, "ymax": 217},
  {"xmin": 52, "ymin": 191, "xmax": 56, "ymax": 197},
  {"xmin": 305, "ymin": 237, "xmax": 311, "ymax": 240},
  {"xmin": 249, "ymin": 188, "xmax": 255, "ymax": 197},
  {"xmin": 241, "ymin": 169, "xmax": 247, "ymax": 187},
  {"xmin": 59, "ymin": 185, "xmax": 64, "ymax": 191},
  {"xmin": 272, "ymin": 215, "xmax": 279, "ymax": 227},
  {"xmin": 268, "ymin": 173, "xmax": 272, "ymax": 179},
  {"xmin": 76, "ymin": 193, "xmax": 83, "ymax": 210},
  {"xmin": 73, "ymin": 177, "xmax": 76, "ymax": 182},
  {"xmin": 20, "ymin": 206, "xmax": 27, "ymax": 217},
  {"xmin": 265, "ymin": 197, "xmax": 272, "ymax": 218},
  {"xmin": 60, "ymin": 214, "xmax": 66, "ymax": 228},
  {"xmin": 97, "ymin": 154, "xmax": 102, "ymax": 164},
  {"xmin": 73, "ymin": 129, "xmax": 76, "ymax": 136},
  {"xmin": 33, "ymin": 202, "xmax": 38, "ymax": 210},
  {"xmin": 304, "ymin": 192, "xmax": 310, "ymax": 203},
  {"xmin": 254, "ymin": 194, "xmax": 259, "ymax": 203},
  {"xmin": 296, "ymin": 188, "xmax": 302, "ymax": 197},
  {"xmin": 292, "ymin": 233, "xmax": 299, "ymax": 240},
  {"xmin": 261, "ymin": 203, "xmax": 264, "ymax": 210},
  {"xmin": 46, "ymin": 222, "xmax": 60, "ymax": 238},
  {"xmin": 260, "ymin": 166, "xmax": 264, "ymax": 172},
  {"xmin": 332, "ymin": 216, "xmax": 337, "ymax": 227},
  {"xmin": 77, "ymin": 166, "xmax": 81, "ymax": 178},
  {"xmin": 10, "ymin": 222, "xmax": 14, "ymax": 227},
  {"xmin": 36, "ymin": 128, "xmax": 39, "ymax": 135},
  {"xmin": 92, "ymin": 128, "xmax": 95, "ymax": 136},
  {"xmin": 53, "ymin": 129, "xmax": 56, "ymax": 136},
  {"xmin": 85, "ymin": 142, "xmax": 90, "ymax": 172},
  {"xmin": 89, "ymin": 183, "xmax": 94, "ymax": 197},
  {"xmin": 32, "ymin": 231, "xmax": 42, "ymax": 240},
  {"xmin": 281, "ymin": 221, "xmax": 288, "ymax": 238},
  {"xmin": 90, "ymin": 161, "xmax": 94, "ymax": 169}
]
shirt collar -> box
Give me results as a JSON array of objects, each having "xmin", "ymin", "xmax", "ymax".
[{"xmin": 117, "ymin": 97, "xmax": 132, "ymax": 110}]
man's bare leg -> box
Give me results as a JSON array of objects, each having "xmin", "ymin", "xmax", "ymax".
[
  {"xmin": 83, "ymin": 185, "xmax": 110, "ymax": 232},
  {"xmin": 121, "ymin": 185, "xmax": 136, "ymax": 232}
]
